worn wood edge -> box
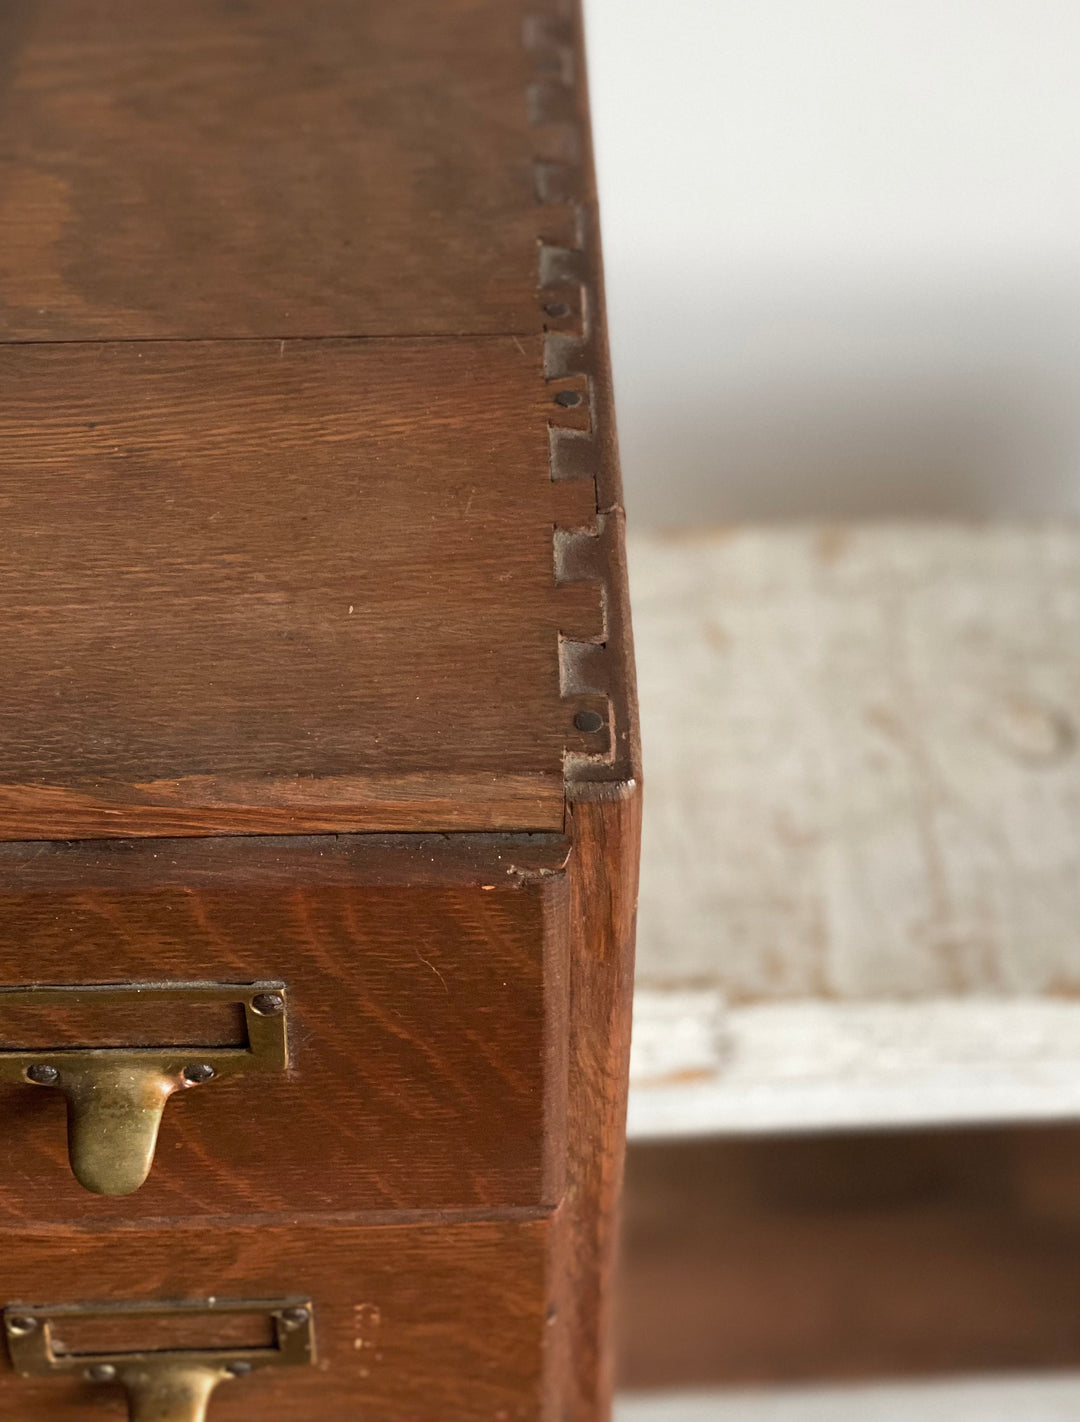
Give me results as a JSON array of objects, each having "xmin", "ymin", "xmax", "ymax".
[
  {"xmin": 0, "ymin": 829, "xmax": 572, "ymax": 890},
  {"xmin": 549, "ymin": 779, "xmax": 642, "ymax": 1420},
  {"xmin": 0, "ymin": 773, "xmax": 564, "ymax": 841},
  {"xmin": 0, "ymin": 1203, "xmax": 558, "ymax": 1240},
  {"xmin": 627, "ymin": 992, "xmax": 1080, "ymax": 1138},
  {"xmin": 543, "ymin": 873, "xmax": 573, "ymax": 1209},
  {"xmin": 527, "ymin": 2, "xmax": 641, "ymax": 797}
]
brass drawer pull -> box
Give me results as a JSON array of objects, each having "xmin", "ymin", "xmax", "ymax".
[
  {"xmin": 4, "ymin": 1298, "xmax": 314, "ymax": 1422},
  {"xmin": 0, "ymin": 982, "xmax": 288, "ymax": 1196}
]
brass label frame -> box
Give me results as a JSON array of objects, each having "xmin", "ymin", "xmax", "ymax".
[
  {"xmin": 0, "ymin": 982, "xmax": 288, "ymax": 1195},
  {"xmin": 4, "ymin": 1298, "xmax": 314, "ymax": 1422}
]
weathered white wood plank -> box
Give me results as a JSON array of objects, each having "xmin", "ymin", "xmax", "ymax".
[
  {"xmin": 627, "ymin": 523, "xmax": 1079, "ymax": 1133},
  {"xmin": 615, "ymin": 1372, "xmax": 1080, "ymax": 1422},
  {"xmin": 628, "ymin": 992, "xmax": 1080, "ymax": 1136}
]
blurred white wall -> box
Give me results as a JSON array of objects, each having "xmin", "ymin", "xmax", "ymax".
[{"xmin": 583, "ymin": 0, "xmax": 1080, "ymax": 525}]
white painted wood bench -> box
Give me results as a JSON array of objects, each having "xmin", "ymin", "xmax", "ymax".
[{"xmin": 627, "ymin": 523, "xmax": 1079, "ymax": 1137}]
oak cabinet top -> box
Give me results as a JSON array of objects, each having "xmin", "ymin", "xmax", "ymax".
[
  {"xmin": 0, "ymin": 0, "xmax": 569, "ymax": 342},
  {"xmin": 0, "ymin": 0, "xmax": 636, "ymax": 839}
]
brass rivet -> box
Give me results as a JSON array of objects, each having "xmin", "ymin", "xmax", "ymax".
[
  {"xmin": 554, "ymin": 390, "xmax": 582, "ymax": 408},
  {"xmin": 279, "ymin": 1307, "xmax": 309, "ymax": 1329},
  {"xmin": 574, "ymin": 710, "xmax": 604, "ymax": 733},
  {"xmin": 86, "ymin": 1364, "xmax": 118, "ymax": 1382},
  {"xmin": 250, "ymin": 992, "xmax": 285, "ymax": 1017},
  {"xmin": 26, "ymin": 1064, "xmax": 59, "ymax": 1085},
  {"xmin": 7, "ymin": 1316, "xmax": 38, "ymax": 1336},
  {"xmin": 182, "ymin": 1063, "xmax": 215, "ymax": 1084}
]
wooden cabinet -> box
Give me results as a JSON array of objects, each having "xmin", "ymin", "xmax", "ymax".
[
  {"xmin": 0, "ymin": 2, "xmax": 639, "ymax": 1418},
  {"xmin": 0, "ymin": 1219, "xmax": 554, "ymax": 1422},
  {"xmin": 0, "ymin": 836, "xmax": 570, "ymax": 1216}
]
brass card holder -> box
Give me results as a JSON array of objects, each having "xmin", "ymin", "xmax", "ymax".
[
  {"xmin": 4, "ymin": 1298, "xmax": 315, "ymax": 1422},
  {"xmin": 0, "ymin": 982, "xmax": 288, "ymax": 1196}
]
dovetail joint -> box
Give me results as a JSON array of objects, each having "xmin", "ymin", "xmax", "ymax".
[{"xmin": 526, "ymin": 5, "xmax": 613, "ymax": 768}]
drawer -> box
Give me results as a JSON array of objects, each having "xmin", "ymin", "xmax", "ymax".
[
  {"xmin": 0, "ymin": 1214, "xmax": 556, "ymax": 1421},
  {"xmin": 0, "ymin": 834, "xmax": 569, "ymax": 1218}
]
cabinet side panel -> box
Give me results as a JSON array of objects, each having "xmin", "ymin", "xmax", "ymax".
[{"xmin": 548, "ymin": 782, "xmax": 641, "ymax": 1420}]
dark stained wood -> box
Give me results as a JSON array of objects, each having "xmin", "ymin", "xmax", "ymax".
[
  {"xmin": 40, "ymin": 1307, "xmax": 276, "ymax": 1357},
  {"xmin": 617, "ymin": 1126, "xmax": 1080, "ymax": 1391},
  {"xmin": 0, "ymin": 833, "xmax": 573, "ymax": 891},
  {"xmin": 0, "ymin": 1215, "xmax": 552, "ymax": 1421},
  {"xmin": 533, "ymin": 34, "xmax": 641, "ymax": 1409},
  {"xmin": 0, "ymin": 836, "xmax": 569, "ymax": 1219},
  {"xmin": 0, "ymin": 2, "xmax": 642, "ymax": 1419},
  {"xmin": 0, "ymin": 339, "xmax": 609, "ymax": 839},
  {"xmin": 0, "ymin": 995, "xmax": 248, "ymax": 1051},
  {"xmin": 0, "ymin": 773, "xmax": 564, "ymax": 841},
  {"xmin": 0, "ymin": 0, "xmax": 562, "ymax": 342},
  {"xmin": 551, "ymin": 782, "xmax": 642, "ymax": 1421}
]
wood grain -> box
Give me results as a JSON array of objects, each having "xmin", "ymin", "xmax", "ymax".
[
  {"xmin": 551, "ymin": 781, "xmax": 642, "ymax": 1421},
  {"xmin": 0, "ymin": 1215, "xmax": 552, "ymax": 1421},
  {"xmin": 0, "ymin": 338, "xmax": 610, "ymax": 837},
  {"xmin": 529, "ymin": 23, "xmax": 642, "ymax": 1410},
  {"xmin": 631, "ymin": 522, "xmax": 1079, "ymax": 999},
  {"xmin": 0, "ymin": 0, "xmax": 551, "ymax": 341},
  {"xmin": 628, "ymin": 991, "xmax": 1080, "ymax": 1137},
  {"xmin": 0, "ymin": 5, "xmax": 643, "ymax": 1422},
  {"xmin": 0, "ymin": 835, "xmax": 569, "ymax": 1219},
  {"xmin": 618, "ymin": 1126, "xmax": 1080, "ymax": 1389},
  {"xmin": 0, "ymin": 774, "xmax": 564, "ymax": 841}
]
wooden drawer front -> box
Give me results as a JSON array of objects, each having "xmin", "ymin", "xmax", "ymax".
[
  {"xmin": 0, "ymin": 1216, "xmax": 553, "ymax": 1421},
  {"xmin": 0, "ymin": 836, "xmax": 568, "ymax": 1219}
]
